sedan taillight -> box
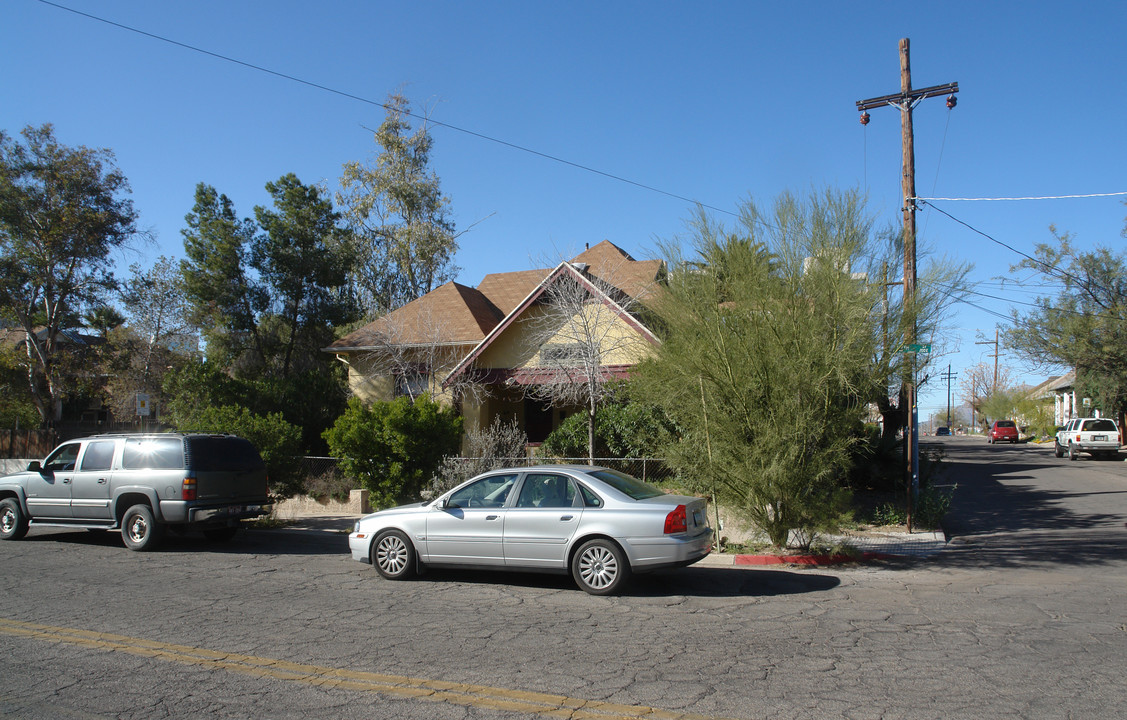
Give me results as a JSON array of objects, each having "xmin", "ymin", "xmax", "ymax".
[{"xmin": 664, "ymin": 505, "xmax": 687, "ymax": 534}]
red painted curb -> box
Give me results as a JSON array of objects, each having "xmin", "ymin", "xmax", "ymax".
[{"xmin": 732, "ymin": 551, "xmax": 893, "ymax": 566}]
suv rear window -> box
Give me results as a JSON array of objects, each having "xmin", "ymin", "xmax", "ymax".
[
  {"xmin": 122, "ymin": 437, "xmax": 184, "ymax": 470},
  {"xmin": 186, "ymin": 436, "xmax": 264, "ymax": 471},
  {"xmin": 1082, "ymin": 419, "xmax": 1117, "ymax": 432}
]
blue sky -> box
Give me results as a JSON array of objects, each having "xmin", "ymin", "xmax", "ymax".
[{"xmin": 3, "ymin": 1, "xmax": 1125, "ymax": 420}]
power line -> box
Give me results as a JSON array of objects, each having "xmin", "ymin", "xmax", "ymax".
[
  {"xmin": 915, "ymin": 191, "xmax": 1127, "ymax": 202},
  {"xmin": 35, "ymin": 0, "xmax": 739, "ymax": 218}
]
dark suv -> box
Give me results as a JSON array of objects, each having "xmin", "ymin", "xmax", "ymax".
[{"xmin": 0, "ymin": 433, "xmax": 271, "ymax": 550}]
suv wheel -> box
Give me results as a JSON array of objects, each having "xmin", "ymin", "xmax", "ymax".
[
  {"xmin": 121, "ymin": 504, "xmax": 163, "ymax": 551},
  {"xmin": 1054, "ymin": 440, "xmax": 1064, "ymax": 458},
  {"xmin": 1068, "ymin": 443, "xmax": 1079, "ymax": 462},
  {"xmin": 0, "ymin": 498, "xmax": 29, "ymax": 541}
]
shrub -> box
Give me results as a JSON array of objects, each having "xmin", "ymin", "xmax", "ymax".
[
  {"xmin": 323, "ymin": 395, "xmax": 462, "ymax": 509},
  {"xmin": 430, "ymin": 417, "xmax": 528, "ymax": 495}
]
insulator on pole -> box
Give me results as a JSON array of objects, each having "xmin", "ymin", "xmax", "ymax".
[
  {"xmin": 859, "ymin": 111, "xmax": 870, "ymax": 126},
  {"xmin": 946, "ymin": 94, "xmax": 957, "ymax": 109}
]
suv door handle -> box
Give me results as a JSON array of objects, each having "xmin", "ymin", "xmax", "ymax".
[{"xmin": 97, "ymin": 478, "xmax": 107, "ymax": 484}]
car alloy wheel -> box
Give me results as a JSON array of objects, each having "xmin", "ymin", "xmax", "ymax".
[
  {"xmin": 372, "ymin": 530, "xmax": 416, "ymax": 580},
  {"xmin": 572, "ymin": 538, "xmax": 630, "ymax": 595}
]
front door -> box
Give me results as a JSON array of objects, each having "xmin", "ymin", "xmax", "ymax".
[
  {"xmin": 424, "ymin": 473, "xmax": 518, "ymax": 565},
  {"xmin": 24, "ymin": 442, "xmax": 81, "ymax": 519}
]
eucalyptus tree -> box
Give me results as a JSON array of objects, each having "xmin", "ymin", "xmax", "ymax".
[
  {"xmin": 0, "ymin": 124, "xmax": 140, "ymax": 425},
  {"xmin": 337, "ymin": 93, "xmax": 459, "ymax": 315}
]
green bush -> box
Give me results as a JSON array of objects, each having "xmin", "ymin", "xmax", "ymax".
[
  {"xmin": 174, "ymin": 404, "xmax": 303, "ymax": 497},
  {"xmin": 539, "ymin": 402, "xmax": 676, "ymax": 459},
  {"xmin": 323, "ymin": 395, "xmax": 462, "ymax": 509}
]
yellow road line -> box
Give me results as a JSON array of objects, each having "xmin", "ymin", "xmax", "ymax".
[{"xmin": 0, "ymin": 618, "xmax": 730, "ymax": 720}]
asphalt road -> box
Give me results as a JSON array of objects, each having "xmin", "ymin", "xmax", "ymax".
[{"xmin": 1, "ymin": 436, "xmax": 1125, "ymax": 719}]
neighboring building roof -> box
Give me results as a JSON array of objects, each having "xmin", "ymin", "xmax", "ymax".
[{"xmin": 327, "ymin": 240, "xmax": 664, "ymax": 354}]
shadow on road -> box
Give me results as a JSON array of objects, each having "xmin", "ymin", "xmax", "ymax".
[
  {"xmin": 22, "ymin": 526, "xmax": 348, "ymax": 556},
  {"xmin": 391, "ymin": 565, "xmax": 841, "ymax": 598},
  {"xmin": 934, "ymin": 440, "xmax": 1127, "ymax": 569}
]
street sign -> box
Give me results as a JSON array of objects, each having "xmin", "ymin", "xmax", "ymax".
[{"xmin": 907, "ymin": 343, "xmax": 931, "ymax": 354}]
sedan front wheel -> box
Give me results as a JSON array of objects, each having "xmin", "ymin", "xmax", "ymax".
[
  {"xmin": 372, "ymin": 530, "xmax": 416, "ymax": 580},
  {"xmin": 571, "ymin": 538, "xmax": 631, "ymax": 595}
]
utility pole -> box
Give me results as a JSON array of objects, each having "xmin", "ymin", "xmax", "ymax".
[
  {"xmin": 941, "ymin": 365, "xmax": 957, "ymax": 427},
  {"xmin": 857, "ymin": 38, "xmax": 957, "ymax": 532},
  {"xmin": 975, "ymin": 329, "xmax": 1000, "ymax": 393}
]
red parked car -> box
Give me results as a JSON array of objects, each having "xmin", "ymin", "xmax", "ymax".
[{"xmin": 988, "ymin": 420, "xmax": 1020, "ymax": 444}]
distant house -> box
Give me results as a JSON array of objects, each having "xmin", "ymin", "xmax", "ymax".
[{"xmin": 326, "ymin": 241, "xmax": 664, "ymax": 447}]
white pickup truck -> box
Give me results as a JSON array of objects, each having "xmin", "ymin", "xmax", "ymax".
[{"xmin": 1054, "ymin": 418, "xmax": 1121, "ymax": 460}]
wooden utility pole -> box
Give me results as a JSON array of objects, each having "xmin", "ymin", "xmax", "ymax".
[
  {"xmin": 975, "ymin": 328, "xmax": 1000, "ymax": 393},
  {"xmin": 857, "ymin": 38, "xmax": 957, "ymax": 530}
]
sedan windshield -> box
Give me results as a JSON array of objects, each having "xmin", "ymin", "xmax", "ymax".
[{"xmin": 588, "ymin": 469, "xmax": 665, "ymax": 500}]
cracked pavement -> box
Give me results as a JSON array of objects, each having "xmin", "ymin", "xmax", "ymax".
[{"xmin": 1, "ymin": 437, "xmax": 1125, "ymax": 719}]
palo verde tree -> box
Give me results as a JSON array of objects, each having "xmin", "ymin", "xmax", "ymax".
[
  {"xmin": 633, "ymin": 189, "xmax": 916, "ymax": 548},
  {"xmin": 1007, "ymin": 223, "xmax": 1127, "ymax": 421},
  {"xmin": 337, "ymin": 92, "xmax": 460, "ymax": 315},
  {"xmin": 0, "ymin": 124, "xmax": 141, "ymax": 425}
]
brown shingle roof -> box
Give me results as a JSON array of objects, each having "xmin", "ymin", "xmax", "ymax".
[
  {"xmin": 328, "ymin": 282, "xmax": 501, "ymax": 350},
  {"xmin": 327, "ymin": 241, "xmax": 665, "ymax": 353}
]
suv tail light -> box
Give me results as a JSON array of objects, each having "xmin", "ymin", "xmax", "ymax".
[
  {"xmin": 182, "ymin": 477, "xmax": 197, "ymax": 501},
  {"xmin": 664, "ymin": 504, "xmax": 687, "ymax": 534}
]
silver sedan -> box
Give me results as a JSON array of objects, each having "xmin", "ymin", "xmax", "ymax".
[{"xmin": 348, "ymin": 465, "xmax": 713, "ymax": 595}]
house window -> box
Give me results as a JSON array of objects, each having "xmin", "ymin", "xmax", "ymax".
[
  {"xmin": 395, "ymin": 369, "xmax": 428, "ymax": 398},
  {"xmin": 540, "ymin": 343, "xmax": 588, "ymax": 366}
]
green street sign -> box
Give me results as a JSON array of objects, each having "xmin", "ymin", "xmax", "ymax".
[{"xmin": 907, "ymin": 343, "xmax": 931, "ymax": 353}]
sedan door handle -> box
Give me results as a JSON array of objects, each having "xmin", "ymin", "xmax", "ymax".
[
  {"xmin": 486, "ymin": 515, "xmax": 499, "ymax": 521},
  {"xmin": 560, "ymin": 515, "xmax": 574, "ymax": 521}
]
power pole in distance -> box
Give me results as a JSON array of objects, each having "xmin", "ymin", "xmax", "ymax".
[
  {"xmin": 941, "ymin": 365, "xmax": 957, "ymax": 427},
  {"xmin": 856, "ymin": 38, "xmax": 957, "ymax": 531}
]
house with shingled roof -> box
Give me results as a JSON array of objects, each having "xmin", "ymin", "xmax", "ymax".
[{"xmin": 325, "ymin": 240, "xmax": 664, "ymax": 448}]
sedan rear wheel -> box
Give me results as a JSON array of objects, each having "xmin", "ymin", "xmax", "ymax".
[
  {"xmin": 372, "ymin": 530, "xmax": 416, "ymax": 580},
  {"xmin": 572, "ymin": 538, "xmax": 631, "ymax": 595}
]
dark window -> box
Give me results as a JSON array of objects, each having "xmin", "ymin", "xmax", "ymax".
[
  {"xmin": 122, "ymin": 438, "xmax": 184, "ymax": 470},
  {"xmin": 1083, "ymin": 419, "xmax": 1117, "ymax": 432},
  {"xmin": 80, "ymin": 441, "xmax": 116, "ymax": 471},
  {"xmin": 588, "ymin": 469, "xmax": 665, "ymax": 500},
  {"xmin": 185, "ymin": 437, "xmax": 264, "ymax": 471}
]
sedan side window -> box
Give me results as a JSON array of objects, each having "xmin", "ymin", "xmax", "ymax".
[
  {"xmin": 515, "ymin": 474, "xmax": 576, "ymax": 508},
  {"xmin": 448, "ymin": 474, "xmax": 518, "ymax": 509},
  {"xmin": 43, "ymin": 443, "xmax": 81, "ymax": 472}
]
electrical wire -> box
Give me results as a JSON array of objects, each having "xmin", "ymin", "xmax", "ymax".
[
  {"xmin": 915, "ymin": 192, "xmax": 1127, "ymax": 202},
  {"xmin": 34, "ymin": 0, "xmax": 739, "ymax": 218}
]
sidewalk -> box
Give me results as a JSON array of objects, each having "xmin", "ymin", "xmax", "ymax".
[{"xmin": 264, "ymin": 514, "xmax": 947, "ymax": 567}]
